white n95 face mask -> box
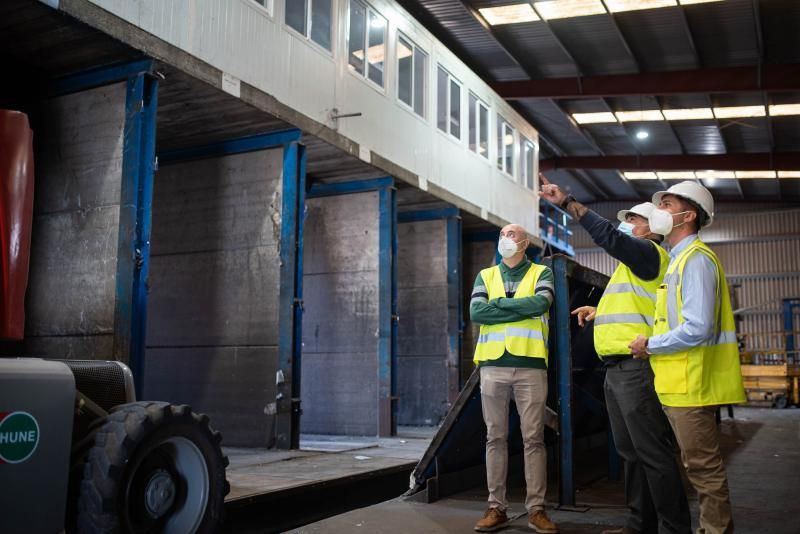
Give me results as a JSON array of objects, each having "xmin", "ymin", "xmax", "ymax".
[
  {"xmin": 497, "ymin": 237, "xmax": 520, "ymax": 259},
  {"xmin": 648, "ymin": 209, "xmax": 690, "ymax": 235}
]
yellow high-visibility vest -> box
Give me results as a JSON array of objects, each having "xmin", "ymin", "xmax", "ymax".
[
  {"xmin": 473, "ymin": 263, "xmax": 549, "ymax": 365},
  {"xmin": 650, "ymin": 239, "xmax": 746, "ymax": 407},
  {"xmin": 594, "ymin": 241, "xmax": 670, "ymax": 357}
]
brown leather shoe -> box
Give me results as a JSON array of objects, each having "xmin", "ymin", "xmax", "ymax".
[
  {"xmin": 601, "ymin": 528, "xmax": 639, "ymax": 534},
  {"xmin": 528, "ymin": 510, "xmax": 559, "ymax": 533},
  {"xmin": 474, "ymin": 507, "xmax": 511, "ymax": 532}
]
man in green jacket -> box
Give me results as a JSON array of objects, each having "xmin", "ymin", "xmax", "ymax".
[{"xmin": 471, "ymin": 224, "xmax": 558, "ymax": 534}]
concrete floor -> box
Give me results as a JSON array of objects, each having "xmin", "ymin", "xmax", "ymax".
[
  {"xmin": 225, "ymin": 428, "xmax": 435, "ymax": 501},
  {"xmin": 294, "ymin": 407, "xmax": 800, "ymax": 534}
]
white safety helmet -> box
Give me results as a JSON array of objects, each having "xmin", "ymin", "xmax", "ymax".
[
  {"xmin": 617, "ymin": 202, "xmax": 657, "ymax": 223},
  {"xmin": 652, "ymin": 181, "xmax": 714, "ymax": 228}
]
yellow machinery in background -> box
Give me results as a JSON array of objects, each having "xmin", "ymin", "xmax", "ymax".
[{"xmin": 738, "ymin": 298, "xmax": 800, "ymax": 409}]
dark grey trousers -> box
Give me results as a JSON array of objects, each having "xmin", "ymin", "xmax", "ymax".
[{"xmin": 604, "ymin": 358, "xmax": 692, "ymax": 534}]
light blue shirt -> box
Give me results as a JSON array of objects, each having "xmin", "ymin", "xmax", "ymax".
[{"xmin": 648, "ymin": 234, "xmax": 718, "ymax": 354}]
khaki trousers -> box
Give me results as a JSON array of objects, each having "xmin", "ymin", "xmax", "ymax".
[
  {"xmin": 663, "ymin": 406, "xmax": 734, "ymax": 534},
  {"xmin": 480, "ymin": 366, "xmax": 547, "ymax": 512}
]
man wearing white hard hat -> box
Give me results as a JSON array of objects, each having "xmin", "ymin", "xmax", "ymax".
[
  {"xmin": 539, "ymin": 178, "xmax": 690, "ymax": 534},
  {"xmin": 628, "ymin": 181, "xmax": 746, "ymax": 534}
]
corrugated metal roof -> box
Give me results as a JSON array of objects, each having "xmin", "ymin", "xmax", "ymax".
[
  {"xmin": 411, "ymin": 0, "xmax": 529, "ymax": 81},
  {"xmin": 672, "ymin": 122, "xmax": 727, "ymax": 154},
  {"xmin": 403, "ymin": 0, "xmax": 800, "ymax": 204},
  {"xmin": 494, "ymin": 22, "xmax": 578, "ymax": 78},
  {"xmin": 761, "ymin": 0, "xmax": 800, "ymax": 63},
  {"xmin": 547, "ymin": 15, "xmax": 638, "ymax": 75},
  {"xmin": 684, "ymin": 0, "xmax": 759, "ymax": 67},
  {"xmin": 719, "ymin": 119, "xmax": 771, "ymax": 153},
  {"xmin": 613, "ymin": 7, "xmax": 699, "ymax": 71}
]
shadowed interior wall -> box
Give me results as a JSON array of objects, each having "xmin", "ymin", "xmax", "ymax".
[
  {"xmin": 396, "ymin": 219, "xmax": 450, "ymax": 426},
  {"xmin": 461, "ymin": 240, "xmax": 497, "ymax": 384},
  {"xmin": 301, "ymin": 191, "xmax": 379, "ymax": 436},
  {"xmin": 24, "ymin": 82, "xmax": 126, "ymax": 359},
  {"xmin": 144, "ymin": 148, "xmax": 284, "ymax": 447}
]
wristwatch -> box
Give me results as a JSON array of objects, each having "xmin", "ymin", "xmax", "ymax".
[{"xmin": 560, "ymin": 195, "xmax": 576, "ymax": 210}]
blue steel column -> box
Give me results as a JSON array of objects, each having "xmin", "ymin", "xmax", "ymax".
[
  {"xmin": 292, "ymin": 143, "xmax": 307, "ymax": 446},
  {"xmin": 378, "ymin": 182, "xmax": 398, "ymax": 437},
  {"xmin": 446, "ymin": 214, "xmax": 463, "ymax": 398},
  {"xmin": 785, "ymin": 298, "xmax": 799, "ymax": 356},
  {"xmin": 277, "ymin": 141, "xmax": 302, "ymax": 449},
  {"xmin": 114, "ymin": 73, "xmax": 158, "ymax": 398},
  {"xmin": 552, "ymin": 255, "xmax": 575, "ymax": 507}
]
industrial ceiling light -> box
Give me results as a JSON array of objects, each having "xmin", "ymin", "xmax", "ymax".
[
  {"xmin": 678, "ymin": 0, "xmax": 726, "ymax": 4},
  {"xmin": 768, "ymin": 104, "xmax": 800, "ymax": 116},
  {"xmin": 735, "ymin": 171, "xmax": 777, "ymax": 179},
  {"xmin": 695, "ymin": 170, "xmax": 736, "ymax": 179},
  {"xmin": 533, "ymin": 0, "xmax": 607, "ymax": 20},
  {"xmin": 635, "ymin": 130, "xmax": 649, "ymax": 140},
  {"xmin": 478, "ymin": 4, "xmax": 539, "ymax": 25},
  {"xmin": 713, "ymin": 105, "xmax": 766, "ymax": 119},
  {"xmin": 778, "ymin": 171, "xmax": 800, "ymax": 178},
  {"xmin": 616, "ymin": 110, "xmax": 665, "ymax": 122},
  {"xmin": 572, "ymin": 112, "xmax": 617, "ymax": 124},
  {"xmin": 662, "ymin": 108, "xmax": 714, "ymax": 121},
  {"xmin": 605, "ymin": 0, "xmax": 676, "ymax": 13},
  {"xmin": 624, "ymin": 171, "xmax": 658, "ymax": 180},
  {"xmin": 657, "ymin": 171, "xmax": 697, "ymax": 180}
]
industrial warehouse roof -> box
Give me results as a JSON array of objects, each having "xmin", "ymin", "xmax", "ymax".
[{"xmin": 396, "ymin": 0, "xmax": 800, "ymax": 203}]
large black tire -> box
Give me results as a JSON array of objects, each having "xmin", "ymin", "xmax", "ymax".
[{"xmin": 77, "ymin": 402, "xmax": 229, "ymax": 534}]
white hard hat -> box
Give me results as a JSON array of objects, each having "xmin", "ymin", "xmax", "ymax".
[
  {"xmin": 617, "ymin": 202, "xmax": 656, "ymax": 223},
  {"xmin": 652, "ymin": 181, "xmax": 714, "ymax": 227}
]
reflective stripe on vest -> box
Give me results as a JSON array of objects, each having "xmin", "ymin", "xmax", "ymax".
[
  {"xmin": 593, "ymin": 241, "xmax": 669, "ymax": 357},
  {"xmin": 650, "ymin": 239, "xmax": 746, "ymax": 407},
  {"xmin": 473, "ymin": 263, "xmax": 549, "ymax": 365}
]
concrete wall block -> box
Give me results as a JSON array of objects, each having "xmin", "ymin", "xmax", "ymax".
[
  {"xmin": 302, "ymin": 271, "xmax": 379, "ymax": 354},
  {"xmin": 303, "ymin": 192, "xmax": 380, "ymax": 275},
  {"xmin": 300, "ymin": 352, "xmax": 378, "ymax": 436},
  {"xmin": 27, "ymin": 206, "xmax": 121, "ymax": 336},
  {"xmin": 23, "ymin": 335, "xmax": 115, "ymax": 360},
  {"xmin": 462, "ymin": 240, "xmax": 497, "ymax": 382},
  {"xmin": 36, "ymin": 83, "xmax": 126, "ymax": 214},
  {"xmin": 301, "ymin": 192, "xmax": 380, "ymax": 435},
  {"xmin": 146, "ymin": 246, "xmax": 280, "ymax": 347},
  {"xmin": 397, "ymin": 285, "xmax": 448, "ymax": 355},
  {"xmin": 144, "ymin": 346, "xmax": 277, "ymax": 447},
  {"xmin": 151, "ymin": 149, "xmax": 283, "ymax": 255},
  {"xmin": 397, "ymin": 356, "xmax": 449, "ymax": 426},
  {"xmin": 25, "ymin": 83, "xmax": 127, "ymax": 355},
  {"xmin": 397, "ymin": 220, "xmax": 448, "ymax": 286}
]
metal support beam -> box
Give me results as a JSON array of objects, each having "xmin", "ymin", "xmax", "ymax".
[
  {"xmin": 397, "ymin": 207, "xmax": 459, "ymax": 223},
  {"xmin": 50, "ymin": 58, "xmax": 155, "ymax": 97},
  {"xmin": 493, "ymin": 64, "xmax": 800, "ymax": 99},
  {"xmin": 550, "ymin": 255, "xmax": 575, "ymax": 507},
  {"xmin": 276, "ymin": 139, "xmax": 307, "ymax": 449},
  {"xmin": 158, "ymin": 129, "xmax": 303, "ymax": 166},
  {"xmin": 540, "ymin": 152, "xmax": 800, "ymax": 171},
  {"xmin": 446, "ymin": 215, "xmax": 464, "ymax": 398},
  {"xmin": 113, "ymin": 72, "xmax": 158, "ymax": 398},
  {"xmin": 378, "ymin": 183, "xmax": 398, "ymax": 437},
  {"xmin": 306, "ymin": 176, "xmax": 394, "ymax": 198}
]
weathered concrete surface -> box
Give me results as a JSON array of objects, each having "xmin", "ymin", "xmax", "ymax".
[
  {"xmin": 297, "ymin": 408, "xmax": 800, "ymax": 534},
  {"xmin": 24, "ymin": 82, "xmax": 126, "ymax": 359},
  {"xmin": 460, "ymin": 240, "xmax": 496, "ymax": 384},
  {"xmin": 301, "ymin": 192, "xmax": 379, "ymax": 436},
  {"xmin": 397, "ymin": 220, "xmax": 450, "ymax": 426},
  {"xmin": 144, "ymin": 148, "xmax": 283, "ymax": 447}
]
